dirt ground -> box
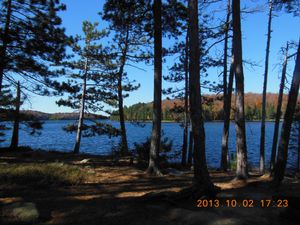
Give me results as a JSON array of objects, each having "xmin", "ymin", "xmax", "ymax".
[{"xmin": 1, "ymin": 150, "xmax": 300, "ymax": 225}]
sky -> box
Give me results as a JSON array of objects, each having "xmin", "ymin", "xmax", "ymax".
[{"xmin": 23, "ymin": 0, "xmax": 300, "ymax": 113}]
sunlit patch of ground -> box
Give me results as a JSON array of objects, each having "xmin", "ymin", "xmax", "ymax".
[{"xmin": 0, "ymin": 149, "xmax": 299, "ymax": 225}]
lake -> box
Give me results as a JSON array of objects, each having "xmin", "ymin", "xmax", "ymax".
[{"xmin": 0, "ymin": 120, "xmax": 298, "ymax": 169}]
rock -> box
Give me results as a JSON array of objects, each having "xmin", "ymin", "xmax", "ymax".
[
  {"xmin": 78, "ymin": 159, "xmax": 90, "ymax": 164},
  {"xmin": 165, "ymin": 168, "xmax": 183, "ymax": 176},
  {"xmin": 168, "ymin": 208, "xmax": 241, "ymax": 225},
  {"xmin": 1, "ymin": 202, "xmax": 39, "ymax": 224}
]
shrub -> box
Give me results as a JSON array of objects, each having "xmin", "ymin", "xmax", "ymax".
[
  {"xmin": 228, "ymin": 153, "xmax": 253, "ymax": 172},
  {"xmin": 0, "ymin": 163, "xmax": 86, "ymax": 187},
  {"xmin": 228, "ymin": 153, "xmax": 236, "ymax": 171},
  {"xmin": 132, "ymin": 136, "xmax": 173, "ymax": 164}
]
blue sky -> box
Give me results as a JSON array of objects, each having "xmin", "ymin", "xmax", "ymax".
[{"xmin": 23, "ymin": 0, "xmax": 300, "ymax": 113}]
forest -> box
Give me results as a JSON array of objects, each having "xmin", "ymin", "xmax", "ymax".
[
  {"xmin": 111, "ymin": 93, "xmax": 291, "ymax": 121},
  {"xmin": 0, "ymin": 0, "xmax": 300, "ymax": 225}
]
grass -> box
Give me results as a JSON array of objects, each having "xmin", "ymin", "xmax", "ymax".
[
  {"xmin": 0, "ymin": 162, "xmax": 86, "ymax": 187},
  {"xmin": 229, "ymin": 154, "xmax": 237, "ymax": 171}
]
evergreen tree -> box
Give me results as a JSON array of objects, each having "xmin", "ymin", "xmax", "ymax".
[
  {"xmin": 148, "ymin": 0, "xmax": 163, "ymax": 175},
  {"xmin": 220, "ymin": 0, "xmax": 234, "ymax": 172},
  {"xmin": 273, "ymin": 40, "xmax": 300, "ymax": 186},
  {"xmin": 163, "ymin": 1, "xmax": 224, "ymax": 166},
  {"xmin": 188, "ymin": 0, "xmax": 215, "ymax": 195},
  {"xmin": 0, "ymin": 0, "xmax": 69, "ymax": 94},
  {"xmin": 273, "ymin": 0, "xmax": 300, "ymax": 16},
  {"xmin": 0, "ymin": 84, "xmax": 14, "ymax": 142},
  {"xmin": 163, "ymin": 29, "xmax": 189, "ymax": 166},
  {"xmin": 54, "ymin": 21, "xmax": 119, "ymax": 154},
  {"xmin": 0, "ymin": 83, "xmax": 43, "ymax": 146},
  {"xmin": 143, "ymin": 0, "xmax": 186, "ymax": 174},
  {"xmin": 260, "ymin": 0, "xmax": 273, "ymax": 174},
  {"xmin": 232, "ymin": 0, "xmax": 248, "ymax": 180},
  {"xmin": 270, "ymin": 43, "xmax": 289, "ymax": 172},
  {"xmin": 102, "ymin": 0, "xmax": 150, "ymax": 155},
  {"xmin": 289, "ymin": 104, "xmax": 300, "ymax": 172},
  {"xmin": 10, "ymin": 81, "xmax": 20, "ymax": 149}
]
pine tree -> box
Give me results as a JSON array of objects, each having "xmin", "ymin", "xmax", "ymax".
[
  {"xmin": 289, "ymin": 104, "xmax": 300, "ymax": 172},
  {"xmin": 10, "ymin": 81, "xmax": 20, "ymax": 149},
  {"xmin": 148, "ymin": 0, "xmax": 163, "ymax": 175},
  {"xmin": 273, "ymin": 40, "xmax": 300, "ymax": 186},
  {"xmin": 163, "ymin": 29, "xmax": 189, "ymax": 166},
  {"xmin": 220, "ymin": 0, "xmax": 233, "ymax": 172},
  {"xmin": 273, "ymin": 0, "xmax": 300, "ymax": 16},
  {"xmin": 102, "ymin": 0, "xmax": 150, "ymax": 155},
  {"xmin": 0, "ymin": 83, "xmax": 43, "ymax": 146},
  {"xmin": 0, "ymin": 84, "xmax": 14, "ymax": 142},
  {"xmin": 270, "ymin": 42, "xmax": 289, "ymax": 172},
  {"xmin": 260, "ymin": 0, "xmax": 273, "ymax": 174},
  {"xmin": 163, "ymin": 1, "xmax": 224, "ymax": 167},
  {"xmin": 232, "ymin": 0, "xmax": 248, "ymax": 180},
  {"xmin": 0, "ymin": 0, "xmax": 69, "ymax": 94},
  {"xmin": 188, "ymin": 0, "xmax": 215, "ymax": 195},
  {"xmin": 55, "ymin": 21, "xmax": 119, "ymax": 154}
]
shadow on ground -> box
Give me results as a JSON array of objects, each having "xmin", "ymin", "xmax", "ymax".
[{"xmin": 1, "ymin": 150, "xmax": 300, "ymax": 225}]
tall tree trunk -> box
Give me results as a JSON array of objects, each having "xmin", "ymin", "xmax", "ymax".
[
  {"xmin": 221, "ymin": 49, "xmax": 234, "ymax": 171},
  {"xmin": 73, "ymin": 57, "xmax": 88, "ymax": 154},
  {"xmin": 147, "ymin": 0, "xmax": 162, "ymax": 176},
  {"xmin": 118, "ymin": 30, "xmax": 129, "ymax": 155},
  {"xmin": 187, "ymin": 127, "xmax": 193, "ymax": 167},
  {"xmin": 232, "ymin": 0, "xmax": 248, "ymax": 180},
  {"xmin": 188, "ymin": 0, "xmax": 214, "ymax": 193},
  {"xmin": 273, "ymin": 41, "xmax": 300, "ymax": 186},
  {"xmin": 220, "ymin": 0, "xmax": 231, "ymax": 171},
  {"xmin": 260, "ymin": 0, "xmax": 273, "ymax": 174},
  {"xmin": 0, "ymin": 0, "xmax": 12, "ymax": 93},
  {"xmin": 117, "ymin": 70, "xmax": 129, "ymax": 155},
  {"xmin": 182, "ymin": 30, "xmax": 189, "ymax": 166},
  {"xmin": 298, "ymin": 121, "xmax": 300, "ymax": 172},
  {"xmin": 270, "ymin": 43, "xmax": 289, "ymax": 172},
  {"xmin": 10, "ymin": 81, "xmax": 20, "ymax": 150},
  {"xmin": 222, "ymin": 0, "xmax": 230, "ymax": 101}
]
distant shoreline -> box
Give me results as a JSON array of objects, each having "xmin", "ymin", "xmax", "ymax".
[
  {"xmin": 1, "ymin": 117, "xmax": 280, "ymax": 123},
  {"xmin": 112, "ymin": 119, "xmax": 279, "ymax": 123}
]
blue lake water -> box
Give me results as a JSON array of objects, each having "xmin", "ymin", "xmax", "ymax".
[{"xmin": 0, "ymin": 120, "xmax": 299, "ymax": 169}]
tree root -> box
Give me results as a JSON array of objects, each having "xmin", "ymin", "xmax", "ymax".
[
  {"xmin": 141, "ymin": 184, "xmax": 220, "ymax": 204},
  {"xmin": 146, "ymin": 166, "xmax": 163, "ymax": 177}
]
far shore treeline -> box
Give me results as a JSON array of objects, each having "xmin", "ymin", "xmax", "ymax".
[
  {"xmin": 2, "ymin": 92, "xmax": 292, "ymax": 122},
  {"xmin": 1, "ymin": 92, "xmax": 297, "ymax": 122},
  {"xmin": 0, "ymin": 110, "xmax": 108, "ymax": 121},
  {"xmin": 111, "ymin": 93, "xmax": 294, "ymax": 121}
]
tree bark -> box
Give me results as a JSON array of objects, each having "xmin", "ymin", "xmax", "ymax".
[
  {"xmin": 222, "ymin": 0, "xmax": 230, "ymax": 100},
  {"xmin": 270, "ymin": 43, "xmax": 289, "ymax": 172},
  {"xmin": 221, "ymin": 50, "xmax": 234, "ymax": 171},
  {"xmin": 232, "ymin": 0, "xmax": 248, "ymax": 179},
  {"xmin": 220, "ymin": 0, "xmax": 231, "ymax": 171},
  {"xmin": 117, "ymin": 71, "xmax": 129, "ymax": 155},
  {"xmin": 187, "ymin": 127, "xmax": 193, "ymax": 167},
  {"xmin": 117, "ymin": 29, "xmax": 130, "ymax": 155},
  {"xmin": 182, "ymin": 30, "xmax": 189, "ymax": 166},
  {"xmin": 0, "ymin": 0, "xmax": 12, "ymax": 93},
  {"xmin": 273, "ymin": 40, "xmax": 300, "ymax": 186},
  {"xmin": 147, "ymin": 0, "xmax": 162, "ymax": 176},
  {"xmin": 73, "ymin": 57, "xmax": 88, "ymax": 154},
  {"xmin": 298, "ymin": 121, "xmax": 300, "ymax": 172},
  {"xmin": 260, "ymin": 0, "xmax": 273, "ymax": 174},
  {"xmin": 10, "ymin": 81, "xmax": 20, "ymax": 150},
  {"xmin": 188, "ymin": 0, "xmax": 214, "ymax": 193}
]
